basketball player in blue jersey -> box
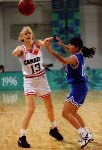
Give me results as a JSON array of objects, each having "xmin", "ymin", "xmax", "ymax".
[
  {"xmin": 12, "ymin": 27, "xmax": 63, "ymax": 148},
  {"xmin": 44, "ymin": 36, "xmax": 96, "ymax": 148}
]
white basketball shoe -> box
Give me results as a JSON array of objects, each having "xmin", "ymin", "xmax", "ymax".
[
  {"xmin": 80, "ymin": 133, "xmax": 93, "ymax": 148},
  {"xmin": 78, "ymin": 133, "xmax": 94, "ymax": 142}
]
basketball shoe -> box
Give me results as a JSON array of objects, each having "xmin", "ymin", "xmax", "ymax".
[
  {"xmin": 80, "ymin": 133, "xmax": 93, "ymax": 148},
  {"xmin": 18, "ymin": 135, "xmax": 30, "ymax": 148},
  {"xmin": 49, "ymin": 127, "xmax": 63, "ymax": 141},
  {"xmin": 78, "ymin": 133, "xmax": 94, "ymax": 142}
]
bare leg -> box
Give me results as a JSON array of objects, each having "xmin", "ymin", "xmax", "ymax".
[
  {"xmin": 22, "ymin": 95, "xmax": 35, "ymax": 129},
  {"xmin": 70, "ymin": 106, "xmax": 85, "ymax": 128},
  {"xmin": 43, "ymin": 95, "xmax": 63, "ymax": 141},
  {"xmin": 18, "ymin": 95, "xmax": 35, "ymax": 148},
  {"xmin": 43, "ymin": 95, "xmax": 54, "ymax": 122},
  {"xmin": 62, "ymin": 101, "xmax": 82, "ymax": 129}
]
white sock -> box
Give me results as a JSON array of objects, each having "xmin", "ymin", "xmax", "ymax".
[
  {"xmin": 20, "ymin": 128, "xmax": 27, "ymax": 137},
  {"xmin": 83, "ymin": 127, "xmax": 90, "ymax": 134},
  {"xmin": 50, "ymin": 121, "xmax": 57, "ymax": 129},
  {"xmin": 78, "ymin": 127, "xmax": 87, "ymax": 137}
]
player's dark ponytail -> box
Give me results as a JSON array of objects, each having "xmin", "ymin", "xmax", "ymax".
[
  {"xmin": 70, "ymin": 37, "xmax": 96, "ymax": 58},
  {"xmin": 81, "ymin": 46, "xmax": 96, "ymax": 58}
]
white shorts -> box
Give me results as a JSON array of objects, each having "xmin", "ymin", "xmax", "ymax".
[{"xmin": 23, "ymin": 74, "xmax": 52, "ymax": 98}]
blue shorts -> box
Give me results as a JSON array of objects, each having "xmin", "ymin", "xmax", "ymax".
[{"xmin": 66, "ymin": 82, "xmax": 88, "ymax": 107}]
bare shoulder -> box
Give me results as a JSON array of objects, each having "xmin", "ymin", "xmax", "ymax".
[
  {"xmin": 35, "ymin": 40, "xmax": 43, "ymax": 47},
  {"xmin": 68, "ymin": 55, "xmax": 78, "ymax": 66},
  {"xmin": 12, "ymin": 45, "xmax": 24, "ymax": 56},
  {"xmin": 70, "ymin": 55, "xmax": 77, "ymax": 59}
]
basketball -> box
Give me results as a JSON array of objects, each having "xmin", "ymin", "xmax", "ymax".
[{"xmin": 18, "ymin": 0, "xmax": 36, "ymax": 16}]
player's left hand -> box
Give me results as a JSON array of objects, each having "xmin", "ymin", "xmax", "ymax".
[
  {"xmin": 44, "ymin": 40, "xmax": 50, "ymax": 47},
  {"xmin": 44, "ymin": 37, "xmax": 53, "ymax": 43}
]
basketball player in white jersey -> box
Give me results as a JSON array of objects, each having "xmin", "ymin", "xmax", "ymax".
[{"xmin": 12, "ymin": 26, "xmax": 63, "ymax": 148}]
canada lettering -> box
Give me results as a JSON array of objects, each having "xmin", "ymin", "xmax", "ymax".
[{"xmin": 24, "ymin": 57, "xmax": 40, "ymax": 65}]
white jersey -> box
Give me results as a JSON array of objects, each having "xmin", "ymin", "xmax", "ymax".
[{"xmin": 19, "ymin": 42, "xmax": 45, "ymax": 76}]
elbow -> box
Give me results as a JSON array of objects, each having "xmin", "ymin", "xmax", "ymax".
[
  {"xmin": 63, "ymin": 59, "xmax": 68, "ymax": 64},
  {"xmin": 59, "ymin": 59, "xmax": 66, "ymax": 64},
  {"xmin": 12, "ymin": 52, "xmax": 16, "ymax": 56},
  {"xmin": 12, "ymin": 52, "xmax": 15, "ymax": 56},
  {"xmin": 12, "ymin": 52, "xmax": 14, "ymax": 56}
]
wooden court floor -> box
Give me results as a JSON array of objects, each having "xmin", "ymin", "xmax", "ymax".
[{"xmin": 0, "ymin": 90, "xmax": 102, "ymax": 150}]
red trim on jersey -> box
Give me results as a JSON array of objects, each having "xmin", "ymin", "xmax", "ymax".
[
  {"xmin": 34, "ymin": 42, "xmax": 40, "ymax": 49},
  {"xmin": 25, "ymin": 92, "xmax": 36, "ymax": 96},
  {"xmin": 24, "ymin": 70, "xmax": 45, "ymax": 78},
  {"xmin": 39, "ymin": 92, "xmax": 52, "ymax": 98}
]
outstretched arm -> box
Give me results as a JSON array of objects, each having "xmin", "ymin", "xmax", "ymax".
[
  {"xmin": 44, "ymin": 41, "xmax": 77, "ymax": 66},
  {"xmin": 36, "ymin": 37, "xmax": 53, "ymax": 47},
  {"xmin": 56, "ymin": 36, "xmax": 69, "ymax": 51}
]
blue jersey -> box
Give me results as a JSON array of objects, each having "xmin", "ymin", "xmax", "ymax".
[{"xmin": 66, "ymin": 53, "xmax": 87, "ymax": 84}]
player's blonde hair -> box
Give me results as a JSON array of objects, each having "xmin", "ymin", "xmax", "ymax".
[{"xmin": 18, "ymin": 26, "xmax": 34, "ymax": 42}]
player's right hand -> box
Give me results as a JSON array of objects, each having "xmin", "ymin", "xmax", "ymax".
[{"xmin": 56, "ymin": 36, "xmax": 63, "ymax": 46}]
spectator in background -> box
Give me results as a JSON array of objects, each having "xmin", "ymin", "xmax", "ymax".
[
  {"xmin": 0, "ymin": 65, "xmax": 5, "ymax": 73},
  {"xmin": 43, "ymin": 63, "xmax": 53, "ymax": 71},
  {"xmin": 61, "ymin": 64, "xmax": 66, "ymax": 70},
  {"xmin": 86, "ymin": 66, "xmax": 91, "ymax": 70}
]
